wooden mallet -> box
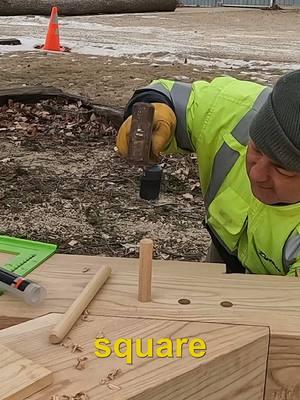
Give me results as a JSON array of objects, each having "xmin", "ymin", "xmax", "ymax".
[
  {"xmin": 127, "ymin": 103, "xmax": 162, "ymax": 201},
  {"xmin": 138, "ymin": 238, "xmax": 153, "ymax": 302},
  {"xmin": 49, "ymin": 265, "xmax": 111, "ymax": 344}
]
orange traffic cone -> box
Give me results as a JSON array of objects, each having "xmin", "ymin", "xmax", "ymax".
[{"xmin": 42, "ymin": 7, "xmax": 65, "ymax": 52}]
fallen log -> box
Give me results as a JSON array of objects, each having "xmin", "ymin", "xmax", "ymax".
[
  {"xmin": 0, "ymin": 0, "xmax": 177, "ymax": 16},
  {"xmin": 0, "ymin": 86, "xmax": 124, "ymax": 127}
]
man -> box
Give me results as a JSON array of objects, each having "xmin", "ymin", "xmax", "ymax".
[{"xmin": 116, "ymin": 70, "xmax": 300, "ymax": 276}]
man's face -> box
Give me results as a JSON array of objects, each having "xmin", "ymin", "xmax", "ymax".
[{"xmin": 246, "ymin": 141, "xmax": 300, "ymax": 205}]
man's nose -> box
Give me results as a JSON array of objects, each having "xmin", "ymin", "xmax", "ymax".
[{"xmin": 250, "ymin": 157, "xmax": 271, "ymax": 183}]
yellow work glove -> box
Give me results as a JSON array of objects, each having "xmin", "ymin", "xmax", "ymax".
[{"xmin": 116, "ymin": 103, "xmax": 177, "ymax": 162}]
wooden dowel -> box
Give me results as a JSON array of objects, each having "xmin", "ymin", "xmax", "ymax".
[
  {"xmin": 49, "ymin": 265, "xmax": 111, "ymax": 344},
  {"xmin": 138, "ymin": 239, "xmax": 153, "ymax": 302}
]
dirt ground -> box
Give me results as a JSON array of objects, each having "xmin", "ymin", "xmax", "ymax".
[
  {"xmin": 0, "ymin": 53, "xmax": 235, "ymax": 108},
  {"xmin": 0, "ymin": 97, "xmax": 209, "ymax": 260},
  {"xmin": 0, "ymin": 7, "xmax": 299, "ymax": 260}
]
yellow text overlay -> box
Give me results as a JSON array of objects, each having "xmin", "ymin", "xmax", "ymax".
[{"xmin": 94, "ymin": 337, "xmax": 207, "ymax": 365}]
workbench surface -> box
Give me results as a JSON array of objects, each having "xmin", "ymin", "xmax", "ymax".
[{"xmin": 0, "ymin": 253, "xmax": 299, "ymax": 399}]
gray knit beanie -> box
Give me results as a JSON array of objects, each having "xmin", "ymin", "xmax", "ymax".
[{"xmin": 249, "ymin": 70, "xmax": 300, "ymax": 172}]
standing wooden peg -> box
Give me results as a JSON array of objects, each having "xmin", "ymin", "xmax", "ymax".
[{"xmin": 138, "ymin": 238, "xmax": 153, "ymax": 302}]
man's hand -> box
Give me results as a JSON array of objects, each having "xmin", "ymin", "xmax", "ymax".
[{"xmin": 116, "ymin": 103, "xmax": 177, "ymax": 161}]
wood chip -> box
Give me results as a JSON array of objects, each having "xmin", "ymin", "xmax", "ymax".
[
  {"xmin": 60, "ymin": 337, "xmax": 72, "ymax": 348},
  {"xmin": 107, "ymin": 383, "xmax": 121, "ymax": 391},
  {"xmin": 81, "ymin": 309, "xmax": 93, "ymax": 322},
  {"xmin": 60, "ymin": 338, "xmax": 83, "ymax": 354},
  {"xmin": 182, "ymin": 193, "xmax": 194, "ymax": 200},
  {"xmin": 75, "ymin": 356, "xmax": 88, "ymax": 370},
  {"xmin": 68, "ymin": 239, "xmax": 78, "ymax": 247},
  {"xmin": 100, "ymin": 368, "xmax": 122, "ymax": 385},
  {"xmin": 107, "ymin": 368, "xmax": 122, "ymax": 380},
  {"xmin": 73, "ymin": 392, "xmax": 89, "ymax": 400},
  {"xmin": 51, "ymin": 392, "xmax": 89, "ymax": 400},
  {"xmin": 71, "ymin": 344, "xmax": 84, "ymax": 353},
  {"xmin": 96, "ymin": 331, "xmax": 105, "ymax": 339}
]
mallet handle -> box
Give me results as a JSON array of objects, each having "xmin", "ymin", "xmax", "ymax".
[{"xmin": 128, "ymin": 102, "xmax": 155, "ymax": 166}]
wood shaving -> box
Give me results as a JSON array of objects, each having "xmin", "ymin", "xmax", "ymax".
[
  {"xmin": 96, "ymin": 331, "xmax": 105, "ymax": 339},
  {"xmin": 60, "ymin": 337, "xmax": 72, "ymax": 348},
  {"xmin": 81, "ymin": 309, "xmax": 93, "ymax": 322},
  {"xmin": 82, "ymin": 267, "xmax": 90, "ymax": 273},
  {"xmin": 107, "ymin": 383, "xmax": 121, "ymax": 391},
  {"xmin": 75, "ymin": 356, "xmax": 88, "ymax": 370},
  {"xmin": 73, "ymin": 392, "xmax": 89, "ymax": 400},
  {"xmin": 50, "ymin": 393, "xmax": 89, "ymax": 400},
  {"xmin": 59, "ymin": 338, "xmax": 83, "ymax": 354},
  {"xmin": 107, "ymin": 368, "xmax": 122, "ymax": 380},
  {"xmin": 100, "ymin": 368, "xmax": 122, "ymax": 386},
  {"xmin": 71, "ymin": 344, "xmax": 84, "ymax": 353}
]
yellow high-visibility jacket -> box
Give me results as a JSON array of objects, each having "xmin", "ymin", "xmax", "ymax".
[{"xmin": 136, "ymin": 76, "xmax": 300, "ymax": 275}]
